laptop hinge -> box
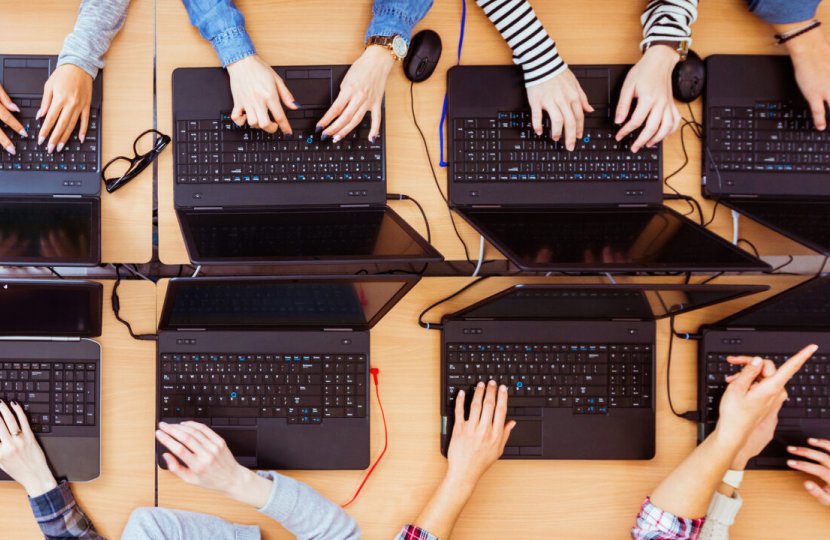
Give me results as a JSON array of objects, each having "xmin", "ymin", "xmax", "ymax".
[
  {"xmin": 470, "ymin": 204, "xmax": 502, "ymax": 208},
  {"xmin": 52, "ymin": 194, "xmax": 82, "ymax": 199},
  {"xmin": 193, "ymin": 206, "xmax": 224, "ymax": 211},
  {"xmin": 0, "ymin": 336, "xmax": 80, "ymax": 342},
  {"xmin": 611, "ymin": 318, "xmax": 644, "ymax": 322},
  {"xmin": 617, "ymin": 203, "xmax": 649, "ymax": 208},
  {"xmin": 339, "ymin": 204, "xmax": 371, "ymax": 208},
  {"xmin": 728, "ymin": 194, "xmax": 759, "ymax": 199},
  {"xmin": 723, "ymin": 327, "xmax": 755, "ymax": 331},
  {"xmin": 175, "ymin": 328, "xmax": 206, "ymax": 332},
  {"xmin": 323, "ymin": 327, "xmax": 354, "ymax": 332}
]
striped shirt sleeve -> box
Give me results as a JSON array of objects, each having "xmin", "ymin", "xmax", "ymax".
[
  {"xmin": 640, "ymin": 0, "xmax": 699, "ymax": 52},
  {"xmin": 475, "ymin": 0, "xmax": 567, "ymax": 88}
]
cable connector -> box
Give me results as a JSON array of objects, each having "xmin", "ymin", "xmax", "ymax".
[
  {"xmin": 681, "ymin": 411, "xmax": 700, "ymax": 422},
  {"xmin": 673, "ymin": 330, "xmax": 702, "ymax": 341}
]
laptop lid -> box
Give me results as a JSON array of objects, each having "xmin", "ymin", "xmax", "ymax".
[
  {"xmin": 0, "ymin": 279, "xmax": 102, "ymax": 337},
  {"xmin": 177, "ymin": 206, "xmax": 441, "ymax": 266},
  {"xmin": 0, "ymin": 197, "xmax": 101, "ymax": 266},
  {"xmin": 714, "ymin": 275, "xmax": 830, "ymax": 331},
  {"xmin": 446, "ymin": 283, "xmax": 768, "ymax": 323},
  {"xmin": 723, "ymin": 199, "xmax": 830, "ymax": 256},
  {"xmin": 447, "ymin": 64, "xmax": 663, "ymax": 207},
  {"xmin": 459, "ymin": 206, "xmax": 770, "ymax": 272},
  {"xmin": 159, "ymin": 275, "xmax": 419, "ymax": 332}
]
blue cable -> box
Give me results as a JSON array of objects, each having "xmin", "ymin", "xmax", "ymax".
[{"xmin": 439, "ymin": 0, "xmax": 467, "ymax": 167}]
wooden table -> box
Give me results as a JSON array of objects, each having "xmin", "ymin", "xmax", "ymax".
[
  {"xmin": 0, "ymin": 0, "xmax": 154, "ymax": 264},
  {"xmin": 157, "ymin": 0, "xmax": 829, "ymax": 267},
  {"xmin": 0, "ymin": 280, "xmax": 157, "ymax": 538},
  {"xmin": 155, "ymin": 275, "xmax": 830, "ymax": 539}
]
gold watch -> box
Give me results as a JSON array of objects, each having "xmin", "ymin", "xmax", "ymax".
[{"xmin": 366, "ymin": 35, "xmax": 408, "ymax": 61}]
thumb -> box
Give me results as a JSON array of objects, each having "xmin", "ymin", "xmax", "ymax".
[
  {"xmin": 501, "ymin": 420, "xmax": 517, "ymax": 448},
  {"xmin": 730, "ymin": 357, "xmax": 764, "ymax": 392},
  {"xmin": 275, "ymin": 75, "xmax": 298, "ymax": 110}
]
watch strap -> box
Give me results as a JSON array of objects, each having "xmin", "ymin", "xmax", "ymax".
[
  {"xmin": 645, "ymin": 39, "xmax": 690, "ymax": 61},
  {"xmin": 721, "ymin": 469, "xmax": 744, "ymax": 490},
  {"xmin": 366, "ymin": 35, "xmax": 404, "ymax": 61}
]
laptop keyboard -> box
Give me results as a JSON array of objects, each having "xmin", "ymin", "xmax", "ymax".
[
  {"xmin": 452, "ymin": 112, "xmax": 660, "ymax": 182},
  {"xmin": 704, "ymin": 352, "xmax": 830, "ymax": 421},
  {"xmin": 708, "ymin": 101, "xmax": 830, "ymax": 173},
  {"xmin": 0, "ymin": 98, "xmax": 100, "ymax": 172},
  {"xmin": 159, "ymin": 353, "xmax": 367, "ymax": 424},
  {"xmin": 175, "ymin": 113, "xmax": 383, "ymax": 184},
  {"xmin": 446, "ymin": 343, "xmax": 652, "ymax": 414},
  {"xmin": 0, "ymin": 360, "xmax": 97, "ymax": 433}
]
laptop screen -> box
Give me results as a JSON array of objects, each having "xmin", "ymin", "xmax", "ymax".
[
  {"xmin": 180, "ymin": 207, "xmax": 438, "ymax": 264},
  {"xmin": 0, "ymin": 280, "xmax": 102, "ymax": 337},
  {"xmin": 453, "ymin": 284, "xmax": 767, "ymax": 321},
  {"xmin": 160, "ymin": 276, "xmax": 418, "ymax": 330},
  {"xmin": 721, "ymin": 276, "xmax": 830, "ymax": 329},
  {"xmin": 464, "ymin": 207, "xmax": 768, "ymax": 272},
  {"xmin": 0, "ymin": 198, "xmax": 98, "ymax": 264},
  {"xmin": 728, "ymin": 200, "xmax": 830, "ymax": 256}
]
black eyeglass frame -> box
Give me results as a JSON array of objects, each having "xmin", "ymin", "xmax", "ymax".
[{"xmin": 101, "ymin": 129, "xmax": 171, "ymax": 193}]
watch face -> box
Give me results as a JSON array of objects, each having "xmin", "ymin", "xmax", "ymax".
[{"xmin": 392, "ymin": 36, "xmax": 408, "ymax": 59}]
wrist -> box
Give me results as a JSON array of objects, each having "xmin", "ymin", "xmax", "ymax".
[
  {"xmin": 729, "ymin": 456, "xmax": 749, "ymax": 471},
  {"xmin": 223, "ymin": 466, "xmax": 267, "ymax": 505},
  {"xmin": 643, "ymin": 43, "xmax": 682, "ymax": 67},
  {"xmin": 784, "ymin": 26, "xmax": 828, "ymax": 56},
  {"xmin": 710, "ymin": 425, "xmax": 746, "ymax": 456},
  {"xmin": 364, "ymin": 45, "xmax": 397, "ymax": 69},
  {"xmin": 226, "ymin": 54, "xmax": 257, "ymax": 74},
  {"xmin": 24, "ymin": 475, "xmax": 58, "ymax": 498},
  {"xmin": 442, "ymin": 468, "xmax": 479, "ymax": 498}
]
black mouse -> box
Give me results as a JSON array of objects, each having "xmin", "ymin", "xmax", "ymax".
[
  {"xmin": 404, "ymin": 30, "xmax": 442, "ymax": 83},
  {"xmin": 672, "ymin": 49, "xmax": 705, "ymax": 103}
]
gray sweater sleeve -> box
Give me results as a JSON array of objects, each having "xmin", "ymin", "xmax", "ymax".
[
  {"xmin": 256, "ymin": 471, "xmax": 361, "ymax": 540},
  {"xmin": 57, "ymin": 0, "xmax": 131, "ymax": 79}
]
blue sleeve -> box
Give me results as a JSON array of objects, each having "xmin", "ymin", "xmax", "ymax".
[
  {"xmin": 180, "ymin": 0, "xmax": 256, "ymax": 67},
  {"xmin": 365, "ymin": 0, "xmax": 434, "ymax": 46},
  {"xmin": 746, "ymin": 0, "xmax": 822, "ymax": 24}
]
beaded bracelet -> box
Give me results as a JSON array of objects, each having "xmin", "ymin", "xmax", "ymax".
[{"xmin": 775, "ymin": 20, "xmax": 822, "ymax": 45}]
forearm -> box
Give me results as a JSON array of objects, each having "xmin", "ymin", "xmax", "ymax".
[
  {"xmin": 410, "ymin": 475, "xmax": 475, "ymax": 539},
  {"xmin": 650, "ymin": 429, "xmax": 741, "ymax": 518},
  {"xmin": 475, "ymin": 0, "xmax": 566, "ymax": 88},
  {"xmin": 58, "ymin": 0, "xmax": 131, "ymax": 79},
  {"xmin": 640, "ymin": 0, "xmax": 699, "ymax": 51},
  {"xmin": 366, "ymin": 0, "xmax": 434, "ymax": 45},
  {"xmin": 181, "ymin": 0, "xmax": 255, "ymax": 67},
  {"xmin": 29, "ymin": 481, "xmax": 104, "ymax": 539}
]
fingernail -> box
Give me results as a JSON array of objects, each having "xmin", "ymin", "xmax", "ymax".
[
  {"xmin": 809, "ymin": 437, "xmax": 818, "ymax": 444},
  {"xmin": 458, "ymin": 390, "xmax": 465, "ymax": 397},
  {"xmin": 488, "ymin": 380, "xmax": 496, "ymax": 386},
  {"xmin": 369, "ymin": 135, "xmax": 376, "ymax": 143},
  {"xmin": 788, "ymin": 459, "xmax": 797, "ymax": 466},
  {"xmin": 56, "ymin": 143, "xmax": 64, "ymax": 153},
  {"xmin": 315, "ymin": 126, "xmax": 323, "ymax": 134},
  {"xmin": 37, "ymin": 136, "xmax": 44, "ymax": 146},
  {"xmin": 320, "ymin": 133, "xmax": 330, "ymax": 141},
  {"xmin": 158, "ymin": 421, "xmax": 168, "ymax": 427},
  {"xmin": 499, "ymin": 385, "xmax": 507, "ymax": 392},
  {"xmin": 5, "ymin": 145, "xmax": 15, "ymax": 156},
  {"xmin": 35, "ymin": 109, "xmax": 42, "ymax": 120},
  {"xmin": 332, "ymin": 135, "xmax": 341, "ymax": 143},
  {"xmin": 477, "ymin": 381, "xmax": 485, "ymax": 388},
  {"xmin": 8, "ymin": 103, "xmax": 20, "ymax": 113},
  {"xmin": 79, "ymin": 134, "xmax": 85, "ymax": 144},
  {"xmin": 809, "ymin": 344, "xmax": 819, "ymax": 352},
  {"xmin": 18, "ymin": 129, "xmax": 27, "ymax": 138},
  {"xmin": 292, "ymin": 101, "xmax": 302, "ymax": 109},
  {"xmin": 806, "ymin": 481, "xmax": 817, "ymax": 489},
  {"xmin": 751, "ymin": 357, "xmax": 762, "ymax": 366},
  {"xmin": 788, "ymin": 446, "xmax": 797, "ymax": 451},
  {"xmin": 47, "ymin": 143, "xmax": 55, "ymax": 154}
]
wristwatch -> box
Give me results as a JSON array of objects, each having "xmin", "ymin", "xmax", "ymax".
[
  {"xmin": 722, "ymin": 469, "xmax": 745, "ymax": 490},
  {"xmin": 644, "ymin": 39, "xmax": 690, "ymax": 61},
  {"xmin": 366, "ymin": 35, "xmax": 408, "ymax": 61}
]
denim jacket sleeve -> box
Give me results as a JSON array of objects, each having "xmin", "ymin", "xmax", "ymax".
[
  {"xmin": 746, "ymin": 0, "xmax": 822, "ymax": 24},
  {"xmin": 180, "ymin": 0, "xmax": 256, "ymax": 67},
  {"xmin": 365, "ymin": 0, "xmax": 434, "ymax": 46}
]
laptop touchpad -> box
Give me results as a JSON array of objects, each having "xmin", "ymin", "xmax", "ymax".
[
  {"xmin": 507, "ymin": 420, "xmax": 542, "ymax": 447},
  {"xmin": 215, "ymin": 429, "xmax": 258, "ymax": 467},
  {"xmin": 284, "ymin": 69, "xmax": 332, "ymax": 108}
]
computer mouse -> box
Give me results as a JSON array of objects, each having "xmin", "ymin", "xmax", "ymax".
[
  {"xmin": 672, "ymin": 49, "xmax": 705, "ymax": 103},
  {"xmin": 404, "ymin": 30, "xmax": 442, "ymax": 83}
]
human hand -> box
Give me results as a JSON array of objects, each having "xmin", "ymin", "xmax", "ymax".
[
  {"xmin": 156, "ymin": 421, "xmax": 272, "ymax": 508},
  {"xmin": 447, "ymin": 380, "xmax": 516, "ymax": 489},
  {"xmin": 0, "ymin": 83, "xmax": 27, "ymax": 155},
  {"xmin": 318, "ymin": 45, "xmax": 394, "ymax": 143},
  {"xmin": 226, "ymin": 55, "xmax": 298, "ymax": 135},
  {"xmin": 615, "ymin": 45, "xmax": 682, "ymax": 153},
  {"xmin": 38, "ymin": 64, "xmax": 92, "ymax": 154},
  {"xmin": 788, "ymin": 438, "xmax": 830, "ymax": 505},
  {"xmin": 527, "ymin": 69, "xmax": 593, "ymax": 151},
  {"xmin": 716, "ymin": 345, "xmax": 817, "ymax": 449},
  {"xmin": 785, "ymin": 30, "xmax": 830, "ymax": 130},
  {"xmin": 0, "ymin": 401, "xmax": 57, "ymax": 497}
]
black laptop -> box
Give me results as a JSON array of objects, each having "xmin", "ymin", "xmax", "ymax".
[
  {"xmin": 703, "ymin": 55, "xmax": 830, "ymax": 255},
  {"xmin": 171, "ymin": 66, "xmax": 440, "ymax": 266},
  {"xmin": 699, "ymin": 275, "xmax": 830, "ymax": 469},
  {"xmin": 0, "ymin": 279, "xmax": 102, "ymax": 481},
  {"xmin": 447, "ymin": 65, "xmax": 768, "ymax": 273},
  {"xmin": 0, "ymin": 55, "xmax": 102, "ymax": 265},
  {"xmin": 440, "ymin": 283, "xmax": 766, "ymax": 459},
  {"xmin": 156, "ymin": 275, "xmax": 418, "ymax": 469}
]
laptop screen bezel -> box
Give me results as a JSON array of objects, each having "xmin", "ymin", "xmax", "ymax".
[
  {"xmin": 177, "ymin": 206, "xmax": 442, "ymax": 266},
  {"xmin": 446, "ymin": 283, "xmax": 769, "ymax": 323},
  {"xmin": 158, "ymin": 275, "xmax": 420, "ymax": 332},
  {"xmin": 0, "ymin": 279, "xmax": 103, "ymax": 337},
  {"xmin": 722, "ymin": 199, "xmax": 830, "ymax": 256}
]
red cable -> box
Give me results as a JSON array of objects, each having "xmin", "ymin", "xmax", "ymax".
[{"xmin": 341, "ymin": 367, "xmax": 387, "ymax": 508}]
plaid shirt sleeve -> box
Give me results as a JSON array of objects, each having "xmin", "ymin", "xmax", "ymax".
[
  {"xmin": 29, "ymin": 480, "xmax": 105, "ymax": 539},
  {"xmin": 395, "ymin": 525, "xmax": 440, "ymax": 540},
  {"xmin": 631, "ymin": 497, "xmax": 705, "ymax": 540}
]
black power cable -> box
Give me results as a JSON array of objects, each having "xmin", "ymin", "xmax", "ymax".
[
  {"xmin": 112, "ymin": 264, "xmax": 158, "ymax": 341},
  {"xmin": 666, "ymin": 315, "xmax": 700, "ymax": 422},
  {"xmin": 418, "ymin": 276, "xmax": 491, "ymax": 330},
  {"xmin": 387, "ymin": 193, "xmax": 430, "ymax": 244}
]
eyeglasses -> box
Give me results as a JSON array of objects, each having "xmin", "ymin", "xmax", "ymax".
[{"xmin": 101, "ymin": 129, "xmax": 171, "ymax": 193}]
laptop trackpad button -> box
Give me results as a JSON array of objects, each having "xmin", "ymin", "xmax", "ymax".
[
  {"xmin": 507, "ymin": 420, "xmax": 542, "ymax": 447},
  {"xmin": 215, "ymin": 428, "xmax": 257, "ymax": 467}
]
